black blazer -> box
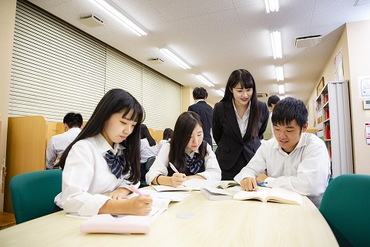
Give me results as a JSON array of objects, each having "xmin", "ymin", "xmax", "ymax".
[
  {"xmin": 212, "ymin": 100, "xmax": 269, "ymax": 171},
  {"xmin": 188, "ymin": 101, "xmax": 213, "ymax": 146}
]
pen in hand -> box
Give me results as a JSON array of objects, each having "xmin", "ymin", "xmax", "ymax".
[
  {"xmin": 130, "ymin": 184, "xmax": 144, "ymax": 196},
  {"xmin": 257, "ymin": 182, "xmax": 268, "ymax": 186},
  {"xmin": 169, "ymin": 162, "xmax": 180, "ymax": 173}
]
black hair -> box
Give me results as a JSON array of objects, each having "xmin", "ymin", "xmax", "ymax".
[
  {"xmin": 272, "ymin": 97, "xmax": 308, "ymax": 129},
  {"xmin": 169, "ymin": 112, "xmax": 207, "ymax": 172},
  {"xmin": 163, "ymin": 128, "xmax": 173, "ymax": 140},
  {"xmin": 59, "ymin": 88, "xmax": 145, "ymax": 184},
  {"xmin": 63, "ymin": 112, "xmax": 83, "ymax": 128},
  {"xmin": 140, "ymin": 124, "xmax": 157, "ymax": 147},
  {"xmin": 221, "ymin": 69, "xmax": 259, "ymax": 137},
  {"xmin": 267, "ymin": 95, "xmax": 281, "ymax": 107},
  {"xmin": 192, "ymin": 87, "xmax": 208, "ymax": 100}
]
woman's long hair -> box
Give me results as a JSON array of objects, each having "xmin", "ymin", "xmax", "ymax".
[
  {"xmin": 140, "ymin": 124, "xmax": 157, "ymax": 146},
  {"xmin": 168, "ymin": 111, "xmax": 207, "ymax": 172},
  {"xmin": 59, "ymin": 88, "xmax": 144, "ymax": 184},
  {"xmin": 221, "ymin": 69, "xmax": 260, "ymax": 137}
]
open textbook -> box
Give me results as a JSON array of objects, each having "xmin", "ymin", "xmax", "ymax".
[
  {"xmin": 233, "ymin": 187, "xmax": 302, "ymax": 205},
  {"xmin": 200, "ymin": 187, "xmax": 233, "ymax": 201},
  {"xmin": 152, "ymin": 179, "xmax": 221, "ymax": 192}
]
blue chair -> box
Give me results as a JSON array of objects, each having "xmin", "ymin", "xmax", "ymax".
[
  {"xmin": 10, "ymin": 169, "xmax": 62, "ymax": 224},
  {"xmin": 319, "ymin": 174, "xmax": 370, "ymax": 247},
  {"xmin": 140, "ymin": 156, "xmax": 156, "ymax": 187}
]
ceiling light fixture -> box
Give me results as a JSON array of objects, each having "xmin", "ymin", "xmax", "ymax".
[
  {"xmin": 275, "ymin": 66, "xmax": 284, "ymax": 81},
  {"xmin": 278, "ymin": 84, "xmax": 285, "ymax": 95},
  {"xmin": 264, "ymin": 0, "xmax": 279, "ymax": 13},
  {"xmin": 270, "ymin": 31, "xmax": 282, "ymax": 59},
  {"xmin": 216, "ymin": 89, "xmax": 225, "ymax": 97},
  {"xmin": 91, "ymin": 0, "xmax": 147, "ymax": 36},
  {"xmin": 160, "ymin": 48, "xmax": 191, "ymax": 69},
  {"xmin": 196, "ymin": 74, "xmax": 214, "ymax": 87}
]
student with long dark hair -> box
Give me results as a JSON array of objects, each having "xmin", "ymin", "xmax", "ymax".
[
  {"xmin": 55, "ymin": 89, "xmax": 152, "ymax": 216},
  {"xmin": 139, "ymin": 124, "xmax": 158, "ymax": 182},
  {"xmin": 212, "ymin": 69, "xmax": 269, "ymax": 180},
  {"xmin": 146, "ymin": 111, "xmax": 221, "ymax": 187},
  {"xmin": 158, "ymin": 128, "xmax": 173, "ymax": 151}
]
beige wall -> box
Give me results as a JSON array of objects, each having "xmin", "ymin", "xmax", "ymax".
[
  {"xmin": 181, "ymin": 86, "xmax": 194, "ymax": 112},
  {"xmin": 0, "ymin": 0, "xmax": 17, "ymax": 211},
  {"xmin": 308, "ymin": 20, "xmax": 370, "ymax": 175}
]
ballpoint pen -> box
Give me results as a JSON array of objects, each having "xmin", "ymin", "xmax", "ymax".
[
  {"xmin": 169, "ymin": 162, "xmax": 180, "ymax": 173},
  {"xmin": 257, "ymin": 182, "xmax": 268, "ymax": 186},
  {"xmin": 130, "ymin": 184, "xmax": 144, "ymax": 196}
]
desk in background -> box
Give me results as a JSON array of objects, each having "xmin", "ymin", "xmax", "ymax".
[{"xmin": 0, "ymin": 191, "xmax": 338, "ymax": 247}]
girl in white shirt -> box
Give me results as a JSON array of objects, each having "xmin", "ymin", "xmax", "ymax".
[
  {"xmin": 139, "ymin": 124, "xmax": 159, "ymax": 182},
  {"xmin": 146, "ymin": 111, "xmax": 221, "ymax": 187},
  {"xmin": 55, "ymin": 89, "xmax": 152, "ymax": 216}
]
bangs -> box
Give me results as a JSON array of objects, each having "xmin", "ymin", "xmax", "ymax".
[
  {"xmin": 121, "ymin": 102, "xmax": 144, "ymax": 123},
  {"xmin": 239, "ymin": 79, "xmax": 254, "ymax": 89}
]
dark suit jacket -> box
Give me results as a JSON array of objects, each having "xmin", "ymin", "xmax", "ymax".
[
  {"xmin": 188, "ymin": 100, "xmax": 213, "ymax": 146},
  {"xmin": 212, "ymin": 100, "xmax": 269, "ymax": 171}
]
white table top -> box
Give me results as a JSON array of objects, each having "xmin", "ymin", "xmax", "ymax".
[{"xmin": 0, "ymin": 190, "xmax": 338, "ymax": 247}]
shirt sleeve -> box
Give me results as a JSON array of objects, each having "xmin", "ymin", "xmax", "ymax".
[
  {"xmin": 46, "ymin": 137, "xmax": 57, "ymax": 169},
  {"xmin": 197, "ymin": 143, "xmax": 221, "ymax": 180},
  {"xmin": 55, "ymin": 141, "xmax": 111, "ymax": 216}
]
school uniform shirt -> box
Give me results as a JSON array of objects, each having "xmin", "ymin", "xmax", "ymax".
[
  {"xmin": 140, "ymin": 138, "xmax": 159, "ymax": 163},
  {"xmin": 46, "ymin": 127, "xmax": 81, "ymax": 169},
  {"xmin": 234, "ymin": 133, "xmax": 331, "ymax": 207},
  {"xmin": 158, "ymin": 139, "xmax": 170, "ymax": 151},
  {"xmin": 145, "ymin": 142, "xmax": 221, "ymax": 185},
  {"xmin": 54, "ymin": 133, "xmax": 137, "ymax": 216}
]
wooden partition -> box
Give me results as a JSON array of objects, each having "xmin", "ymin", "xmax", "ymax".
[
  {"xmin": 153, "ymin": 129, "xmax": 164, "ymax": 143},
  {"xmin": 4, "ymin": 116, "xmax": 49, "ymax": 213}
]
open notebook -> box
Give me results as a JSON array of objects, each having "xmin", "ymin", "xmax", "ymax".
[
  {"xmin": 152, "ymin": 179, "xmax": 222, "ymax": 192},
  {"xmin": 233, "ymin": 187, "xmax": 303, "ymax": 205}
]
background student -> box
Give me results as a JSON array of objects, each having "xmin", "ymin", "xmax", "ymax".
[
  {"xmin": 188, "ymin": 87, "xmax": 213, "ymax": 146},
  {"xmin": 140, "ymin": 124, "xmax": 159, "ymax": 182},
  {"xmin": 46, "ymin": 112, "xmax": 83, "ymax": 169},
  {"xmin": 55, "ymin": 89, "xmax": 152, "ymax": 216},
  {"xmin": 234, "ymin": 97, "xmax": 331, "ymax": 207},
  {"xmin": 146, "ymin": 111, "xmax": 221, "ymax": 187},
  {"xmin": 158, "ymin": 128, "xmax": 173, "ymax": 151},
  {"xmin": 212, "ymin": 69, "xmax": 269, "ymax": 180},
  {"xmin": 267, "ymin": 95, "xmax": 280, "ymax": 138}
]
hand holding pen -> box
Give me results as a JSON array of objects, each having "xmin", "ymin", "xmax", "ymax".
[{"xmin": 169, "ymin": 162, "xmax": 186, "ymax": 187}]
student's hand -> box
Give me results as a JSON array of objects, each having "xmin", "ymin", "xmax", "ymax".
[
  {"xmin": 171, "ymin": 173, "xmax": 186, "ymax": 187},
  {"xmin": 257, "ymin": 173, "xmax": 268, "ymax": 184},
  {"xmin": 106, "ymin": 187, "xmax": 130, "ymax": 200},
  {"xmin": 240, "ymin": 177, "xmax": 258, "ymax": 191},
  {"xmin": 126, "ymin": 195, "xmax": 153, "ymax": 216}
]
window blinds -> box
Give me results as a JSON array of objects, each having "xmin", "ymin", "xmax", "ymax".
[{"xmin": 10, "ymin": 0, "xmax": 181, "ymax": 130}]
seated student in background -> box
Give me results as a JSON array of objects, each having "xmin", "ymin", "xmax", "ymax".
[
  {"xmin": 146, "ymin": 111, "xmax": 221, "ymax": 187},
  {"xmin": 140, "ymin": 124, "xmax": 159, "ymax": 182},
  {"xmin": 234, "ymin": 97, "xmax": 330, "ymax": 207},
  {"xmin": 46, "ymin": 112, "xmax": 83, "ymax": 169},
  {"xmin": 55, "ymin": 89, "xmax": 152, "ymax": 216},
  {"xmin": 267, "ymin": 95, "xmax": 280, "ymax": 138},
  {"xmin": 158, "ymin": 128, "xmax": 173, "ymax": 151}
]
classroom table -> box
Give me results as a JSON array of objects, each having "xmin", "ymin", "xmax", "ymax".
[{"xmin": 0, "ymin": 190, "xmax": 338, "ymax": 247}]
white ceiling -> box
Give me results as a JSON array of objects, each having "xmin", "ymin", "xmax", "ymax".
[{"xmin": 27, "ymin": 0, "xmax": 370, "ymax": 105}]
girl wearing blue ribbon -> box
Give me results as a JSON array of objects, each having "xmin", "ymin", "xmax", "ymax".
[
  {"xmin": 146, "ymin": 111, "xmax": 221, "ymax": 187},
  {"xmin": 55, "ymin": 89, "xmax": 152, "ymax": 216}
]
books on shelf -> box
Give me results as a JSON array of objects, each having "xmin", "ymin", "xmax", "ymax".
[
  {"xmin": 200, "ymin": 187, "xmax": 233, "ymax": 201},
  {"xmin": 233, "ymin": 187, "xmax": 302, "ymax": 205}
]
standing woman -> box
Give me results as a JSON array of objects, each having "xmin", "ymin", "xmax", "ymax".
[
  {"xmin": 212, "ymin": 69, "xmax": 269, "ymax": 180},
  {"xmin": 55, "ymin": 89, "xmax": 152, "ymax": 216}
]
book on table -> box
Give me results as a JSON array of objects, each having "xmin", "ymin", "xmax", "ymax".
[
  {"xmin": 233, "ymin": 187, "xmax": 302, "ymax": 205},
  {"xmin": 200, "ymin": 187, "xmax": 233, "ymax": 201},
  {"xmin": 152, "ymin": 179, "xmax": 221, "ymax": 192}
]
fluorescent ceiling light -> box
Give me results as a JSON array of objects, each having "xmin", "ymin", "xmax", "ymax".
[
  {"xmin": 160, "ymin": 48, "xmax": 191, "ymax": 69},
  {"xmin": 278, "ymin": 84, "xmax": 285, "ymax": 95},
  {"xmin": 216, "ymin": 89, "xmax": 225, "ymax": 97},
  {"xmin": 270, "ymin": 31, "xmax": 282, "ymax": 59},
  {"xmin": 264, "ymin": 0, "xmax": 279, "ymax": 13},
  {"xmin": 92, "ymin": 0, "xmax": 147, "ymax": 36},
  {"xmin": 196, "ymin": 75, "xmax": 214, "ymax": 87},
  {"xmin": 275, "ymin": 66, "xmax": 284, "ymax": 81}
]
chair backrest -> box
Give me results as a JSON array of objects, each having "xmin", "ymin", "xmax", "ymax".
[
  {"xmin": 319, "ymin": 174, "xmax": 370, "ymax": 247},
  {"xmin": 145, "ymin": 156, "xmax": 156, "ymax": 171},
  {"xmin": 10, "ymin": 169, "xmax": 62, "ymax": 224}
]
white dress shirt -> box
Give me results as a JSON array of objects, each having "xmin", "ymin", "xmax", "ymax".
[
  {"xmin": 140, "ymin": 138, "xmax": 159, "ymax": 163},
  {"xmin": 54, "ymin": 133, "xmax": 137, "ymax": 216},
  {"xmin": 145, "ymin": 142, "xmax": 221, "ymax": 185},
  {"xmin": 46, "ymin": 127, "xmax": 81, "ymax": 169},
  {"xmin": 232, "ymin": 99, "xmax": 250, "ymax": 137},
  {"xmin": 158, "ymin": 139, "xmax": 170, "ymax": 151},
  {"xmin": 234, "ymin": 133, "xmax": 331, "ymax": 207}
]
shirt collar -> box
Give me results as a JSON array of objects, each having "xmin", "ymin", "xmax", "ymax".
[
  {"xmin": 95, "ymin": 133, "xmax": 125, "ymax": 155},
  {"xmin": 273, "ymin": 132, "xmax": 307, "ymax": 153}
]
